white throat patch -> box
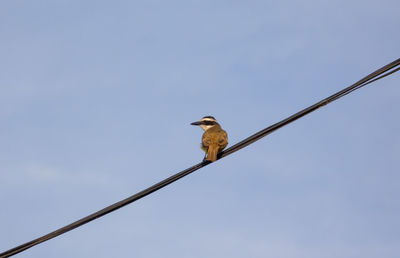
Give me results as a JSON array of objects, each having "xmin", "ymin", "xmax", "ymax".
[{"xmin": 200, "ymin": 124, "xmax": 214, "ymax": 131}]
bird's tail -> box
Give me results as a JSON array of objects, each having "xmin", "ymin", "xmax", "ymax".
[{"xmin": 206, "ymin": 145, "xmax": 218, "ymax": 162}]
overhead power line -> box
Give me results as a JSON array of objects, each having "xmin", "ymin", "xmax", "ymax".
[{"xmin": 1, "ymin": 58, "xmax": 399, "ymax": 258}]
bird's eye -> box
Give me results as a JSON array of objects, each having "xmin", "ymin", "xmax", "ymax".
[{"xmin": 203, "ymin": 121, "xmax": 215, "ymax": 125}]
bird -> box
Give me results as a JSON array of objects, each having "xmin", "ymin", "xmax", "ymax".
[{"xmin": 191, "ymin": 116, "xmax": 228, "ymax": 162}]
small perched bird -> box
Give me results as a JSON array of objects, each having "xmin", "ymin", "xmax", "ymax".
[{"xmin": 191, "ymin": 116, "xmax": 228, "ymax": 162}]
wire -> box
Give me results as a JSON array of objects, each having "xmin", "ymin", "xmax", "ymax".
[
  {"xmin": 1, "ymin": 58, "xmax": 399, "ymax": 258},
  {"xmin": 219, "ymin": 58, "xmax": 400, "ymax": 157}
]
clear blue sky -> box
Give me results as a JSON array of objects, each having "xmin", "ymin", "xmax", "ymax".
[{"xmin": 1, "ymin": 1, "xmax": 399, "ymax": 257}]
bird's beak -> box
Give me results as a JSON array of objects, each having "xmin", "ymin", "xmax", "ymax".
[{"xmin": 191, "ymin": 121, "xmax": 202, "ymax": 126}]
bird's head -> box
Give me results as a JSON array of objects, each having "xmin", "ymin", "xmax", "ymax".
[{"xmin": 191, "ymin": 116, "xmax": 219, "ymax": 131}]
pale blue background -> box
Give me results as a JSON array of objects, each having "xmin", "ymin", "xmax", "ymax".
[{"xmin": 1, "ymin": 1, "xmax": 399, "ymax": 257}]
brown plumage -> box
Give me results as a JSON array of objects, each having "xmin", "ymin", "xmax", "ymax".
[
  {"xmin": 191, "ymin": 116, "xmax": 228, "ymax": 162},
  {"xmin": 201, "ymin": 124, "xmax": 228, "ymax": 161}
]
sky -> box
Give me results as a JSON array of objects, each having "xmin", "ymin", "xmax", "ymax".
[{"xmin": 0, "ymin": 0, "xmax": 399, "ymax": 257}]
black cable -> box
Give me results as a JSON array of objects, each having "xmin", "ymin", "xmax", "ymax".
[
  {"xmin": 219, "ymin": 58, "xmax": 400, "ymax": 157},
  {"xmin": 1, "ymin": 58, "xmax": 399, "ymax": 258}
]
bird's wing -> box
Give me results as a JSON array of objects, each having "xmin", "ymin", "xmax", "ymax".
[{"xmin": 218, "ymin": 130, "xmax": 228, "ymax": 148}]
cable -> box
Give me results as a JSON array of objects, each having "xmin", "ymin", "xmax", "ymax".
[
  {"xmin": 219, "ymin": 58, "xmax": 400, "ymax": 157},
  {"xmin": 1, "ymin": 58, "xmax": 399, "ymax": 258}
]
